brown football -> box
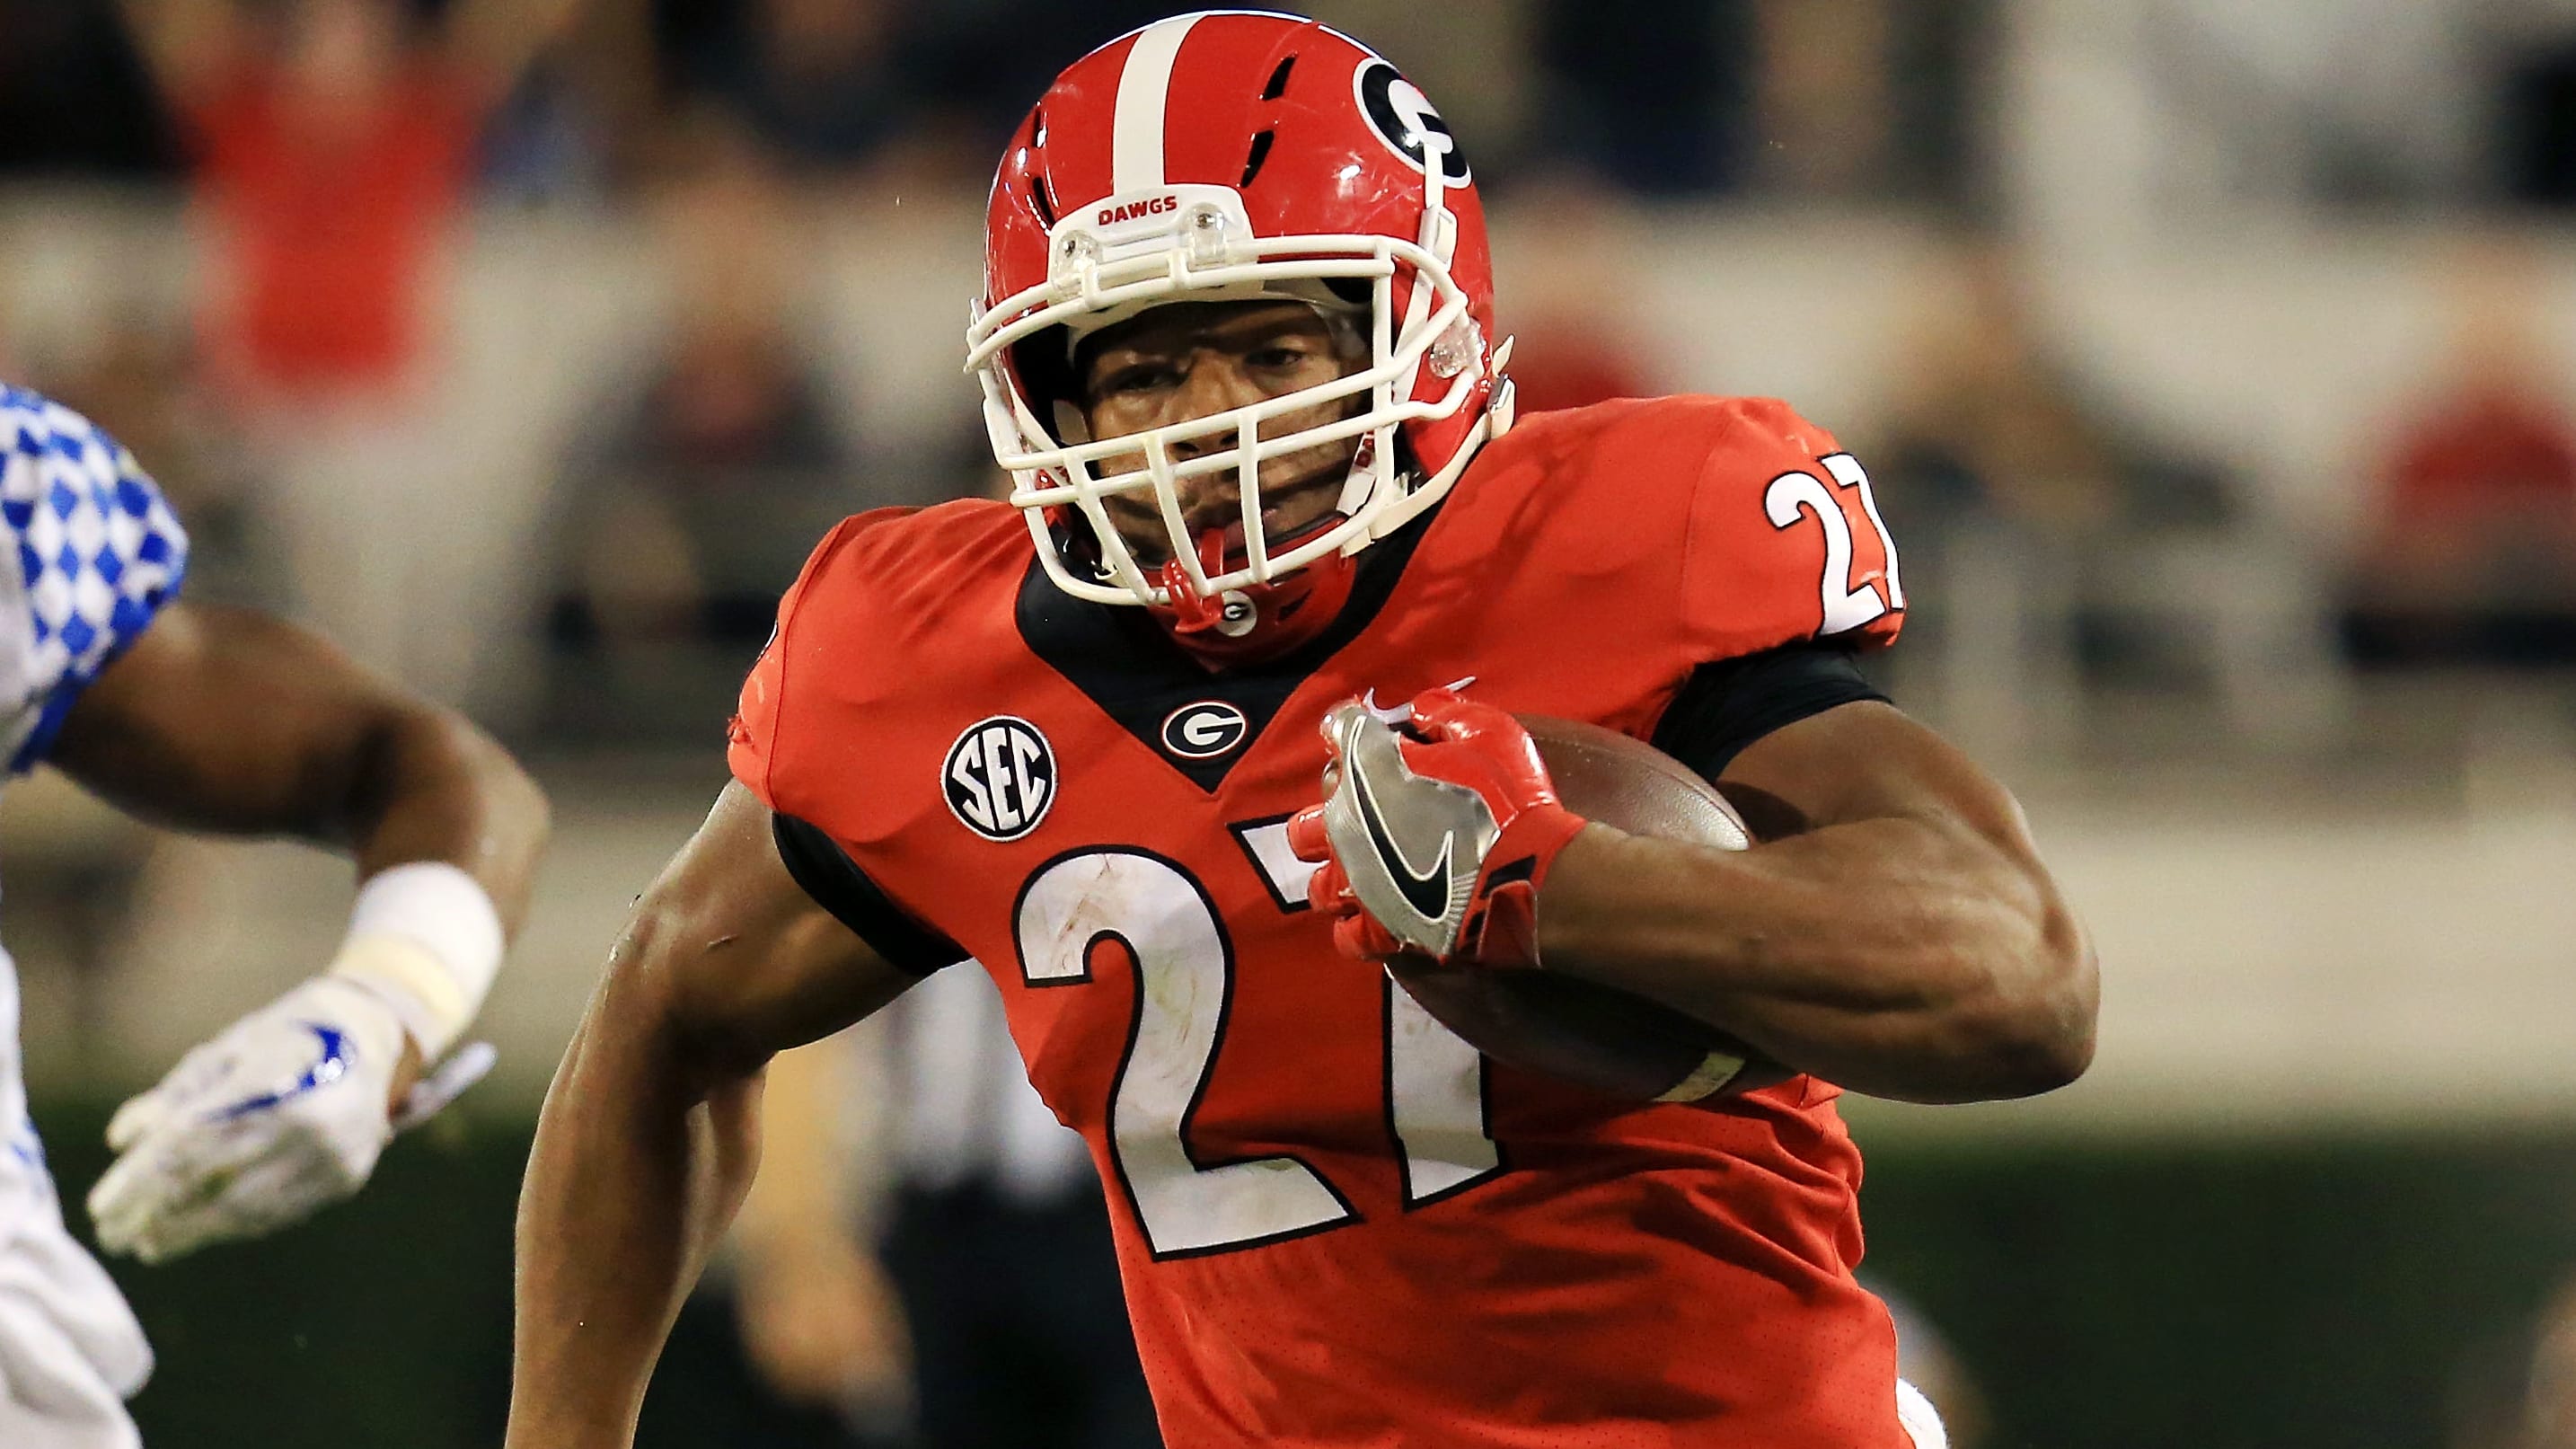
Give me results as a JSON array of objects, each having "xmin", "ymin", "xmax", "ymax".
[{"xmin": 1382, "ymin": 715, "xmax": 1795, "ymax": 1104}]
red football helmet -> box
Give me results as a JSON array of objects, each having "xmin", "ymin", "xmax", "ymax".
[{"xmin": 966, "ymin": 11, "xmax": 1514, "ymax": 635}]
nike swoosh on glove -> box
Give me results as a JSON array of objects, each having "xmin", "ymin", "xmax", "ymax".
[
  {"xmin": 1286, "ymin": 687, "xmax": 1589, "ymax": 968},
  {"xmin": 86, "ymin": 977, "xmax": 489, "ymax": 1264}
]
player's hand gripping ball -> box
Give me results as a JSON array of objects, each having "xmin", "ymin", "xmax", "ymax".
[
  {"xmin": 1291, "ymin": 693, "xmax": 1791, "ymax": 1104},
  {"xmin": 1286, "ymin": 687, "xmax": 1589, "ymax": 970}
]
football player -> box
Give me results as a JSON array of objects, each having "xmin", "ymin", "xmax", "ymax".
[
  {"xmin": 0, "ymin": 385, "xmax": 547, "ymax": 1447},
  {"xmin": 509, "ymin": 13, "xmax": 2096, "ymax": 1449}
]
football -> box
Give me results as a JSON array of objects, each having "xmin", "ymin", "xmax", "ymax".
[{"xmin": 1382, "ymin": 716, "xmax": 1795, "ymax": 1104}]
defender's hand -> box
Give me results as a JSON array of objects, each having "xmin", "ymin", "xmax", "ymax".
[
  {"xmin": 1287, "ymin": 689, "xmax": 1588, "ymax": 968},
  {"xmin": 87, "ymin": 976, "xmax": 481, "ymax": 1263}
]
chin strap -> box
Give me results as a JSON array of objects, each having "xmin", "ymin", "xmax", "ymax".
[
  {"xmin": 1152, "ymin": 526, "xmax": 1357, "ymax": 668},
  {"xmin": 1158, "ymin": 530, "xmax": 1258, "ymax": 641}
]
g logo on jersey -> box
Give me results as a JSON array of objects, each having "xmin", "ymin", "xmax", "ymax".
[
  {"xmin": 1354, "ymin": 58, "xmax": 1469, "ymax": 184},
  {"xmin": 944, "ymin": 716, "xmax": 1056, "ymax": 842},
  {"xmin": 1160, "ymin": 701, "xmax": 1249, "ymax": 760}
]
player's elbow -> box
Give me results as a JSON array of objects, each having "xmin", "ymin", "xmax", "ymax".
[
  {"xmin": 580, "ymin": 910, "xmax": 702, "ymax": 1092},
  {"xmin": 1964, "ymin": 901, "xmax": 2098, "ymax": 1099},
  {"xmin": 1969, "ymin": 1005, "xmax": 2093, "ymax": 1101},
  {"xmin": 599, "ymin": 903, "xmax": 770, "ymax": 1099}
]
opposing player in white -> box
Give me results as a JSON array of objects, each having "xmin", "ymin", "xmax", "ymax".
[{"xmin": 0, "ymin": 385, "xmax": 548, "ymax": 1446}]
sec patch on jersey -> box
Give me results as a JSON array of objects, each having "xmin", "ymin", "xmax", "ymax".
[
  {"xmin": 1385, "ymin": 716, "xmax": 1796, "ymax": 1104},
  {"xmin": 942, "ymin": 714, "xmax": 1056, "ymax": 842}
]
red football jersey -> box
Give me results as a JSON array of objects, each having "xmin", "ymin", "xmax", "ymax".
[{"xmin": 732, "ymin": 395, "xmax": 1910, "ymax": 1448}]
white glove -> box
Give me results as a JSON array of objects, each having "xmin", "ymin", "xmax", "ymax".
[{"xmin": 85, "ymin": 976, "xmax": 490, "ymax": 1264}]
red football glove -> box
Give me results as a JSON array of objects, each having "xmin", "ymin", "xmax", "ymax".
[{"xmin": 1286, "ymin": 688, "xmax": 1589, "ymax": 969}]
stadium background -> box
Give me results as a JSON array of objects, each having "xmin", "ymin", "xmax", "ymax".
[{"xmin": 6, "ymin": 0, "xmax": 2576, "ymax": 1445}]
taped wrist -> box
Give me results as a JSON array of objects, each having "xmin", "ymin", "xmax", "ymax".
[{"xmin": 324, "ymin": 862, "xmax": 504, "ymax": 1060}]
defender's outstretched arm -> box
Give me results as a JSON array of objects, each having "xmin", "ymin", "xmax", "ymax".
[
  {"xmin": 58, "ymin": 601, "xmax": 551, "ymax": 1261},
  {"xmin": 508, "ymin": 782, "xmax": 918, "ymax": 1449},
  {"xmin": 49, "ymin": 601, "xmax": 546, "ymax": 923}
]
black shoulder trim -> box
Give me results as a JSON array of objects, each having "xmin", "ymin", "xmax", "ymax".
[
  {"xmin": 772, "ymin": 812, "xmax": 966, "ymax": 977},
  {"xmin": 1650, "ymin": 643, "xmax": 1889, "ymax": 782}
]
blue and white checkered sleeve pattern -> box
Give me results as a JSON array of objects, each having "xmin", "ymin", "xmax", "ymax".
[{"xmin": 0, "ymin": 385, "xmax": 189, "ymax": 773}]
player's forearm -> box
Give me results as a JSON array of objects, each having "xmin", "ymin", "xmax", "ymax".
[
  {"xmin": 314, "ymin": 706, "xmax": 547, "ymax": 1063},
  {"xmin": 341, "ymin": 704, "xmax": 549, "ymax": 935},
  {"xmin": 53, "ymin": 605, "xmax": 549, "ymax": 922},
  {"xmin": 509, "ymin": 962, "xmax": 764, "ymax": 1447},
  {"xmin": 1538, "ymin": 818, "xmax": 2096, "ymax": 1103}
]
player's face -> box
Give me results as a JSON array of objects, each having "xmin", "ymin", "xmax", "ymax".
[{"xmin": 1078, "ymin": 301, "xmax": 1367, "ymax": 566}]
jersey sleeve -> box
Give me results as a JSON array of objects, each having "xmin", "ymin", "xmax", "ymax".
[
  {"xmin": 728, "ymin": 509, "xmax": 974, "ymax": 976},
  {"xmin": 728, "ymin": 513, "xmax": 875, "ymax": 815},
  {"xmin": 0, "ymin": 387, "xmax": 190, "ymax": 773},
  {"xmin": 1650, "ymin": 642, "xmax": 1890, "ymax": 782},
  {"xmin": 1680, "ymin": 398, "xmax": 1904, "ymax": 661}
]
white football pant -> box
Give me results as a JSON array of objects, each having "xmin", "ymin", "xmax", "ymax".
[{"xmin": 0, "ymin": 1219, "xmax": 149, "ymax": 1449}]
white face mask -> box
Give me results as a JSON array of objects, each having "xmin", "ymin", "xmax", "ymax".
[{"xmin": 967, "ymin": 182, "xmax": 1498, "ymax": 614}]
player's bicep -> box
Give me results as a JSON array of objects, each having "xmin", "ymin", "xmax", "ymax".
[
  {"xmin": 619, "ymin": 782, "xmax": 923, "ymax": 1080},
  {"xmin": 1715, "ymin": 702, "xmax": 2096, "ymax": 1081},
  {"xmin": 1715, "ymin": 702, "xmax": 2041, "ymax": 869}
]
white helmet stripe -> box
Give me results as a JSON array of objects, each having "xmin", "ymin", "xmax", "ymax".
[{"xmin": 1112, "ymin": 14, "xmax": 1202, "ymax": 190}]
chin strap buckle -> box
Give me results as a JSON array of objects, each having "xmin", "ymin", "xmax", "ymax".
[{"xmin": 1159, "ymin": 535, "xmax": 1259, "ymax": 640}]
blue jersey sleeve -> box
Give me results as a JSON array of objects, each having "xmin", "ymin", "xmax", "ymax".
[{"xmin": 0, "ymin": 385, "xmax": 190, "ymax": 773}]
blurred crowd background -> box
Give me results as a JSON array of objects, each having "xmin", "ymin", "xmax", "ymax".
[{"xmin": 5, "ymin": 1, "xmax": 2576, "ymax": 1446}]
